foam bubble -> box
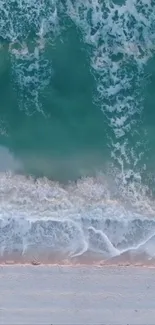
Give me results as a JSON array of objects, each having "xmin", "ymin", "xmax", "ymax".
[
  {"xmin": 10, "ymin": 42, "xmax": 52, "ymax": 115},
  {"xmin": 65, "ymin": 0, "xmax": 155, "ymax": 179},
  {"xmin": 0, "ymin": 0, "xmax": 59, "ymax": 114},
  {"xmin": 1, "ymin": 0, "xmax": 154, "ymax": 155},
  {"xmin": 0, "ymin": 0, "xmax": 59, "ymax": 42},
  {"xmin": 0, "ymin": 172, "xmax": 155, "ymax": 264}
]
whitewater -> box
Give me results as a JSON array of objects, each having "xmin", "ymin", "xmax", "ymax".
[
  {"xmin": 1, "ymin": 170, "xmax": 155, "ymax": 265},
  {"xmin": 0, "ymin": 0, "xmax": 155, "ymax": 265}
]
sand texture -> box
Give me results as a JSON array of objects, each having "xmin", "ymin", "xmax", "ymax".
[{"xmin": 1, "ymin": 265, "xmax": 155, "ymax": 324}]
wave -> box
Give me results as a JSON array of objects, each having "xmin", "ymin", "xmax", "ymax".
[
  {"xmin": 0, "ymin": 2, "xmax": 155, "ymax": 265},
  {"xmin": 0, "ymin": 172, "xmax": 155, "ymax": 265}
]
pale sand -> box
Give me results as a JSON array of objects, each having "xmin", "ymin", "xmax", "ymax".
[{"xmin": 1, "ymin": 265, "xmax": 155, "ymax": 324}]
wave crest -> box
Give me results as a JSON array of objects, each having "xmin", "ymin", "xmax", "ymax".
[{"xmin": 0, "ymin": 172, "xmax": 155, "ymax": 265}]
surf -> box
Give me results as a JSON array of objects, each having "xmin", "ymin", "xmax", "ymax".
[
  {"xmin": 0, "ymin": 1, "xmax": 155, "ymax": 265},
  {"xmin": 0, "ymin": 171, "xmax": 155, "ymax": 265}
]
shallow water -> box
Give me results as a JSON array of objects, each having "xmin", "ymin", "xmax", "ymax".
[{"xmin": 0, "ymin": 173, "xmax": 155, "ymax": 265}]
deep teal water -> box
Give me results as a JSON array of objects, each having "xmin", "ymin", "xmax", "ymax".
[{"xmin": 0, "ymin": 0, "xmax": 155, "ymax": 186}]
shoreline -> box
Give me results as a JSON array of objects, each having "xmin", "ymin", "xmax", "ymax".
[
  {"xmin": 1, "ymin": 261, "xmax": 155, "ymax": 268},
  {"xmin": 1, "ymin": 248, "xmax": 155, "ymax": 267}
]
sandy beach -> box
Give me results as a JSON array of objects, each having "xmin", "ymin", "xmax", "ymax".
[{"xmin": 1, "ymin": 265, "xmax": 155, "ymax": 324}]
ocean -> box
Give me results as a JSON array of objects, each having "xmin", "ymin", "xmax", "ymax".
[{"xmin": 0, "ymin": 0, "xmax": 155, "ymax": 265}]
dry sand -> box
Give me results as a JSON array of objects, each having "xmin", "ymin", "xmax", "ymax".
[{"xmin": 1, "ymin": 265, "xmax": 155, "ymax": 324}]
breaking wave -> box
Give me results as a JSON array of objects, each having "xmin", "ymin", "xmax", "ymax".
[
  {"xmin": 0, "ymin": 172, "xmax": 155, "ymax": 265},
  {"xmin": 0, "ymin": 1, "xmax": 155, "ymax": 265}
]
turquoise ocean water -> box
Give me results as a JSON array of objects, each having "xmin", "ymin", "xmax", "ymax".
[{"xmin": 1, "ymin": 0, "xmax": 155, "ymax": 264}]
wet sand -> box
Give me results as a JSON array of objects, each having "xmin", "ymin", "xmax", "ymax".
[{"xmin": 1, "ymin": 265, "xmax": 155, "ymax": 324}]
